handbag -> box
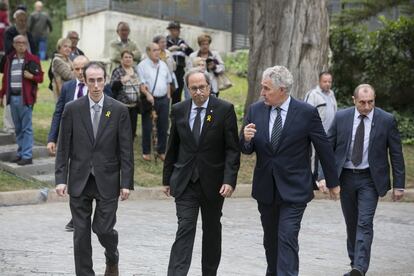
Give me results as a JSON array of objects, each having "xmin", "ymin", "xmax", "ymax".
[
  {"xmin": 24, "ymin": 60, "xmax": 41, "ymax": 75},
  {"xmin": 140, "ymin": 65, "xmax": 160, "ymax": 113},
  {"xmin": 216, "ymin": 72, "xmax": 232, "ymax": 91}
]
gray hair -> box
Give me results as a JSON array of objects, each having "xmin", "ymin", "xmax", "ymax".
[
  {"xmin": 353, "ymin": 84, "xmax": 375, "ymax": 98},
  {"xmin": 262, "ymin": 65, "xmax": 294, "ymax": 94},
  {"xmin": 184, "ymin": 68, "xmax": 211, "ymax": 88},
  {"xmin": 13, "ymin": 9, "xmax": 26, "ymax": 19}
]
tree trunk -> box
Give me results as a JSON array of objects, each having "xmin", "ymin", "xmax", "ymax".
[{"xmin": 245, "ymin": 0, "xmax": 330, "ymax": 114}]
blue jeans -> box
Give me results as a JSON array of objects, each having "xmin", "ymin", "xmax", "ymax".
[
  {"xmin": 36, "ymin": 37, "xmax": 48, "ymax": 60},
  {"xmin": 141, "ymin": 96, "xmax": 169, "ymax": 155},
  {"xmin": 10, "ymin": 96, "xmax": 33, "ymax": 159}
]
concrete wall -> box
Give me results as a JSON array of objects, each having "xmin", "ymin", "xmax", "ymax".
[{"xmin": 62, "ymin": 10, "xmax": 232, "ymax": 62}]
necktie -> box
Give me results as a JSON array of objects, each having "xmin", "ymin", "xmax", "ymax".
[
  {"xmin": 351, "ymin": 115, "xmax": 366, "ymax": 166},
  {"xmin": 77, "ymin": 83, "xmax": 85, "ymax": 98},
  {"xmin": 192, "ymin": 107, "xmax": 203, "ymax": 145},
  {"xmin": 270, "ymin": 107, "xmax": 282, "ymax": 151},
  {"xmin": 92, "ymin": 104, "xmax": 101, "ymax": 138}
]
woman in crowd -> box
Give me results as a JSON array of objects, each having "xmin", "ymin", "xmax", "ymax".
[
  {"xmin": 51, "ymin": 38, "xmax": 74, "ymax": 100},
  {"xmin": 110, "ymin": 49, "xmax": 141, "ymax": 140},
  {"xmin": 189, "ymin": 33, "xmax": 225, "ymax": 97}
]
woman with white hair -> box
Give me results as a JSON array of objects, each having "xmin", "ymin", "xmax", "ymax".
[{"xmin": 51, "ymin": 38, "xmax": 75, "ymax": 100}]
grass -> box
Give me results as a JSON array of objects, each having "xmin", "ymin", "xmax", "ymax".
[
  {"xmin": 0, "ymin": 60, "xmax": 412, "ymax": 190},
  {"xmin": 0, "ymin": 169, "xmax": 52, "ymax": 192}
]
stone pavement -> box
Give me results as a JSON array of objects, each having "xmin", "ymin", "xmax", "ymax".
[{"xmin": 1, "ymin": 198, "xmax": 414, "ymax": 276}]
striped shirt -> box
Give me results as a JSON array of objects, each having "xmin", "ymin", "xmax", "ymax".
[{"xmin": 10, "ymin": 57, "xmax": 24, "ymax": 95}]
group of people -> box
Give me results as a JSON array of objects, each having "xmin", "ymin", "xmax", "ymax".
[{"xmin": 0, "ymin": 5, "xmax": 406, "ymax": 276}]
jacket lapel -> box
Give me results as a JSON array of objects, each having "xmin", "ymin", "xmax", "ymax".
[
  {"xmin": 264, "ymin": 103, "xmax": 273, "ymax": 153},
  {"xmin": 183, "ymin": 100, "xmax": 196, "ymax": 145},
  {"xmin": 345, "ymin": 108, "xmax": 355, "ymax": 153},
  {"xmin": 79, "ymin": 96, "xmax": 95, "ymax": 145},
  {"xmin": 94, "ymin": 96, "xmax": 112, "ymax": 146},
  {"xmin": 368, "ymin": 108, "xmax": 378, "ymax": 154},
  {"xmin": 198, "ymin": 97, "xmax": 215, "ymax": 145}
]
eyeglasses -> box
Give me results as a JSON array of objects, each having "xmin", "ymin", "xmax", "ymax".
[{"xmin": 189, "ymin": 85, "xmax": 208, "ymax": 93}]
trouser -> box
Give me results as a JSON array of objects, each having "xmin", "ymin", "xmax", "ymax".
[
  {"xmin": 258, "ymin": 183, "xmax": 307, "ymax": 276},
  {"xmin": 168, "ymin": 180, "xmax": 224, "ymax": 276},
  {"xmin": 9, "ymin": 96, "xmax": 33, "ymax": 159},
  {"xmin": 141, "ymin": 96, "xmax": 169, "ymax": 155},
  {"xmin": 172, "ymin": 65, "xmax": 185, "ymax": 105},
  {"xmin": 69, "ymin": 174, "xmax": 119, "ymax": 276},
  {"xmin": 340, "ymin": 169, "xmax": 378, "ymax": 273},
  {"xmin": 3, "ymin": 104, "xmax": 15, "ymax": 133},
  {"xmin": 35, "ymin": 36, "xmax": 48, "ymax": 60}
]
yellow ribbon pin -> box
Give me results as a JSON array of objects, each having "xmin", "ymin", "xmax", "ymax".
[
  {"xmin": 105, "ymin": 111, "xmax": 111, "ymax": 118},
  {"xmin": 207, "ymin": 115, "xmax": 212, "ymax": 122}
]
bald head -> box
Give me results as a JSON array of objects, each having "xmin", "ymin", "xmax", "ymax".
[
  {"xmin": 34, "ymin": 1, "xmax": 43, "ymax": 12},
  {"xmin": 73, "ymin": 55, "xmax": 90, "ymax": 82}
]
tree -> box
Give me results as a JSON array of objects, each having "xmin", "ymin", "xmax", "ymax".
[{"xmin": 245, "ymin": 0, "xmax": 330, "ymax": 114}]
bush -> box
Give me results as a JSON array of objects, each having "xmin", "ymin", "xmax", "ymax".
[
  {"xmin": 330, "ymin": 16, "xmax": 414, "ymax": 111},
  {"xmin": 394, "ymin": 111, "xmax": 414, "ymax": 145},
  {"xmin": 224, "ymin": 50, "xmax": 248, "ymax": 78}
]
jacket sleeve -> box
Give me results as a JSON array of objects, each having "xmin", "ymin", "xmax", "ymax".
[
  {"xmin": 118, "ymin": 105, "xmax": 134, "ymax": 189},
  {"xmin": 222, "ymin": 104, "xmax": 241, "ymax": 187},
  {"xmin": 55, "ymin": 104, "xmax": 73, "ymax": 185},
  {"xmin": 163, "ymin": 107, "xmax": 180, "ymax": 186},
  {"xmin": 387, "ymin": 116, "xmax": 405, "ymax": 189},
  {"xmin": 48, "ymin": 84, "xmax": 68, "ymax": 143}
]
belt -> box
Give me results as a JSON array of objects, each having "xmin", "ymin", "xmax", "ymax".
[
  {"xmin": 154, "ymin": 95, "xmax": 167, "ymax": 99},
  {"xmin": 343, "ymin": 168, "xmax": 370, "ymax": 174}
]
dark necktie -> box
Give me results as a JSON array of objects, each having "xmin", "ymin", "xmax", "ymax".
[
  {"xmin": 270, "ymin": 107, "xmax": 282, "ymax": 151},
  {"xmin": 92, "ymin": 104, "xmax": 101, "ymax": 138},
  {"xmin": 351, "ymin": 115, "xmax": 366, "ymax": 166},
  {"xmin": 192, "ymin": 107, "xmax": 203, "ymax": 145},
  {"xmin": 77, "ymin": 82, "xmax": 85, "ymax": 98}
]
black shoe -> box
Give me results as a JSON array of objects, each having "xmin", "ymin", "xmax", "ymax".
[
  {"xmin": 344, "ymin": 272, "xmax": 351, "ymax": 276},
  {"xmin": 350, "ymin": 268, "xmax": 364, "ymax": 276},
  {"xmin": 65, "ymin": 219, "xmax": 74, "ymax": 232},
  {"xmin": 17, "ymin": 158, "xmax": 32, "ymax": 166},
  {"xmin": 10, "ymin": 156, "xmax": 21, "ymax": 163}
]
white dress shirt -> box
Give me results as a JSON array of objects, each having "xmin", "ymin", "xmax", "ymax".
[
  {"xmin": 189, "ymin": 98, "xmax": 210, "ymax": 131},
  {"xmin": 268, "ymin": 96, "xmax": 291, "ymax": 141},
  {"xmin": 136, "ymin": 58, "xmax": 172, "ymax": 98},
  {"xmin": 344, "ymin": 108, "xmax": 374, "ymax": 169}
]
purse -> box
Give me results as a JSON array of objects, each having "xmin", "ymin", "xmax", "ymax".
[
  {"xmin": 24, "ymin": 60, "xmax": 41, "ymax": 75},
  {"xmin": 216, "ymin": 72, "xmax": 232, "ymax": 91}
]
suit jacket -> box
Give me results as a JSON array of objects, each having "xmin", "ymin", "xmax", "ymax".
[
  {"xmin": 48, "ymin": 80, "xmax": 113, "ymax": 143},
  {"xmin": 326, "ymin": 107, "xmax": 405, "ymax": 196},
  {"xmin": 163, "ymin": 96, "xmax": 240, "ymax": 200},
  {"xmin": 55, "ymin": 95, "xmax": 134, "ymax": 199},
  {"xmin": 240, "ymin": 98, "xmax": 339, "ymax": 204}
]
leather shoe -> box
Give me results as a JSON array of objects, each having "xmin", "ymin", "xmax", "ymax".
[
  {"xmin": 65, "ymin": 219, "xmax": 74, "ymax": 232},
  {"xmin": 104, "ymin": 263, "xmax": 119, "ymax": 276},
  {"xmin": 10, "ymin": 156, "xmax": 21, "ymax": 163},
  {"xmin": 142, "ymin": 154, "xmax": 151, "ymax": 161},
  {"xmin": 17, "ymin": 158, "xmax": 32, "ymax": 166},
  {"xmin": 350, "ymin": 268, "xmax": 364, "ymax": 276}
]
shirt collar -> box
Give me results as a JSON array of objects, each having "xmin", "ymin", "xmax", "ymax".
[
  {"xmin": 191, "ymin": 98, "xmax": 210, "ymax": 111},
  {"xmin": 88, "ymin": 94, "xmax": 104, "ymax": 109},
  {"xmin": 273, "ymin": 96, "xmax": 291, "ymax": 112},
  {"xmin": 354, "ymin": 107, "xmax": 374, "ymax": 121}
]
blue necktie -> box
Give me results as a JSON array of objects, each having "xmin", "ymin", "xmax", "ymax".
[{"xmin": 271, "ymin": 107, "xmax": 282, "ymax": 151}]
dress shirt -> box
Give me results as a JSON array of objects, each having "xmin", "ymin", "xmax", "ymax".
[
  {"xmin": 344, "ymin": 108, "xmax": 374, "ymax": 169},
  {"xmin": 268, "ymin": 96, "xmax": 291, "ymax": 141},
  {"xmin": 136, "ymin": 58, "xmax": 172, "ymax": 98},
  {"xmin": 321, "ymin": 89, "xmax": 336, "ymax": 131},
  {"xmin": 189, "ymin": 98, "xmax": 210, "ymax": 131},
  {"xmin": 88, "ymin": 95, "xmax": 104, "ymax": 122},
  {"xmin": 73, "ymin": 79, "xmax": 87, "ymax": 100}
]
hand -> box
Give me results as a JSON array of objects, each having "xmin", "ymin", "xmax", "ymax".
[
  {"xmin": 47, "ymin": 142, "xmax": 56, "ymax": 155},
  {"xmin": 56, "ymin": 184, "xmax": 67, "ymax": 197},
  {"xmin": 317, "ymin": 179, "xmax": 329, "ymax": 194},
  {"xmin": 329, "ymin": 185, "xmax": 341, "ymax": 201},
  {"xmin": 146, "ymin": 93, "xmax": 154, "ymax": 105},
  {"xmin": 219, "ymin": 184, "xmax": 234, "ymax": 198},
  {"xmin": 120, "ymin": 188, "xmax": 130, "ymax": 201},
  {"xmin": 23, "ymin": 70, "xmax": 34, "ymax": 80},
  {"xmin": 392, "ymin": 188, "xmax": 404, "ymax": 201},
  {"xmin": 243, "ymin": 123, "xmax": 256, "ymax": 142},
  {"xmin": 179, "ymin": 43, "xmax": 187, "ymax": 50},
  {"xmin": 168, "ymin": 45, "xmax": 180, "ymax": 52},
  {"xmin": 163, "ymin": 186, "xmax": 171, "ymax": 197},
  {"xmin": 121, "ymin": 75, "xmax": 130, "ymax": 84}
]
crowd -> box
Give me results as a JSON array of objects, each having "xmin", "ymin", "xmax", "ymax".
[{"xmin": 0, "ymin": 2, "xmax": 407, "ymax": 276}]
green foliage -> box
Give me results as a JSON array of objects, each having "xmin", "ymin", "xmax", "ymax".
[
  {"xmin": 393, "ymin": 111, "xmax": 414, "ymax": 145},
  {"xmin": 224, "ymin": 50, "xmax": 248, "ymax": 78},
  {"xmin": 330, "ymin": 16, "xmax": 414, "ymax": 111}
]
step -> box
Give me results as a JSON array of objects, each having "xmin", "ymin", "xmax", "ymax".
[
  {"xmin": 0, "ymin": 144, "xmax": 50, "ymax": 162},
  {"xmin": 0, "ymin": 157, "xmax": 55, "ymax": 179},
  {"xmin": 32, "ymin": 173, "xmax": 55, "ymax": 185},
  {"xmin": 0, "ymin": 132, "xmax": 15, "ymax": 146}
]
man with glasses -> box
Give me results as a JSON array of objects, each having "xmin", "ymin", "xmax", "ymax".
[
  {"xmin": 163, "ymin": 68, "xmax": 240, "ymax": 276},
  {"xmin": 66, "ymin": 31, "xmax": 84, "ymax": 61},
  {"xmin": 137, "ymin": 42, "xmax": 172, "ymax": 161},
  {"xmin": 55, "ymin": 62, "xmax": 134, "ymax": 276}
]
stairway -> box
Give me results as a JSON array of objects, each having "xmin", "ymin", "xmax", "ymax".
[{"xmin": 0, "ymin": 131, "xmax": 55, "ymax": 185}]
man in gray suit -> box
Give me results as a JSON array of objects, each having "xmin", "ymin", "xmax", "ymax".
[
  {"xmin": 319, "ymin": 84, "xmax": 405, "ymax": 276},
  {"xmin": 55, "ymin": 62, "xmax": 134, "ymax": 276}
]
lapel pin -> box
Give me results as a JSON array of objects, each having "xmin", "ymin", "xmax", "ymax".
[
  {"xmin": 105, "ymin": 111, "xmax": 111, "ymax": 118},
  {"xmin": 207, "ymin": 114, "xmax": 212, "ymax": 122}
]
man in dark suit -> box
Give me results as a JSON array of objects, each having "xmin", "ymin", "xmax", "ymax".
[
  {"xmin": 55, "ymin": 62, "xmax": 134, "ymax": 276},
  {"xmin": 319, "ymin": 84, "xmax": 405, "ymax": 276},
  {"xmin": 240, "ymin": 65, "xmax": 340, "ymax": 276},
  {"xmin": 163, "ymin": 68, "xmax": 240, "ymax": 276}
]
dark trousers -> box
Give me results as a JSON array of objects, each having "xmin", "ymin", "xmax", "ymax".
[
  {"xmin": 172, "ymin": 65, "xmax": 185, "ymax": 105},
  {"xmin": 258, "ymin": 185, "xmax": 307, "ymax": 276},
  {"xmin": 141, "ymin": 96, "xmax": 170, "ymax": 155},
  {"xmin": 128, "ymin": 105, "xmax": 139, "ymax": 140},
  {"xmin": 69, "ymin": 174, "xmax": 119, "ymax": 276},
  {"xmin": 340, "ymin": 169, "xmax": 379, "ymax": 273},
  {"xmin": 168, "ymin": 180, "xmax": 224, "ymax": 276}
]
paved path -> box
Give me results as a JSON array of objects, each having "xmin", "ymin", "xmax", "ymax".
[{"xmin": 1, "ymin": 198, "xmax": 414, "ymax": 276}]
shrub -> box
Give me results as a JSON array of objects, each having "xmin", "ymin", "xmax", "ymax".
[{"xmin": 224, "ymin": 50, "xmax": 248, "ymax": 78}]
